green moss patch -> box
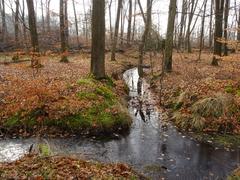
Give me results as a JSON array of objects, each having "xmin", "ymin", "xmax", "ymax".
[{"xmin": 1, "ymin": 77, "xmax": 132, "ymax": 137}]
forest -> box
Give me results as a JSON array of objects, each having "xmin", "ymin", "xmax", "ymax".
[{"xmin": 0, "ymin": 0, "xmax": 240, "ymax": 179}]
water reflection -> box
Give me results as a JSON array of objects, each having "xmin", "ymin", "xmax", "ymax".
[{"xmin": 0, "ymin": 67, "xmax": 239, "ymax": 179}]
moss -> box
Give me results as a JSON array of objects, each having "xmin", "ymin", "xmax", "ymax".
[
  {"xmin": 60, "ymin": 55, "xmax": 69, "ymax": 63},
  {"xmin": 95, "ymin": 85, "xmax": 115, "ymax": 100},
  {"xmin": 77, "ymin": 78, "xmax": 95, "ymax": 86},
  {"xmin": 77, "ymin": 92, "xmax": 98, "ymax": 100},
  {"xmin": 236, "ymin": 89, "xmax": 240, "ymax": 97},
  {"xmin": 225, "ymin": 85, "xmax": 234, "ymax": 93},
  {"xmin": 38, "ymin": 144, "xmax": 51, "ymax": 156},
  {"xmin": 4, "ymin": 114, "xmax": 21, "ymax": 128}
]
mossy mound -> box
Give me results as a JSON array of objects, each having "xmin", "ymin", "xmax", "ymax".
[{"xmin": 1, "ymin": 77, "xmax": 132, "ymax": 137}]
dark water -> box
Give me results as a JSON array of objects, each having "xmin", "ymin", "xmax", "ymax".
[{"xmin": 0, "ymin": 68, "xmax": 239, "ymax": 180}]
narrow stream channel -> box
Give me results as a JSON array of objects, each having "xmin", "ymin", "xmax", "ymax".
[{"xmin": 0, "ymin": 68, "xmax": 239, "ymax": 179}]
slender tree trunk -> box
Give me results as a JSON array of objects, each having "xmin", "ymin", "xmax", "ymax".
[
  {"xmin": 1, "ymin": 0, "xmax": 7, "ymax": 42},
  {"xmin": 72, "ymin": 0, "xmax": 80, "ymax": 48},
  {"xmin": 164, "ymin": 0, "xmax": 177, "ymax": 72},
  {"xmin": 224, "ymin": 0, "xmax": 229, "ymax": 56},
  {"xmin": 22, "ymin": 0, "xmax": 27, "ymax": 50},
  {"xmin": 127, "ymin": 0, "xmax": 132, "ymax": 45},
  {"xmin": 198, "ymin": 0, "xmax": 207, "ymax": 61},
  {"xmin": 46, "ymin": 0, "xmax": 51, "ymax": 33},
  {"xmin": 108, "ymin": 0, "xmax": 113, "ymax": 41},
  {"xmin": 185, "ymin": 0, "xmax": 199, "ymax": 53},
  {"xmin": 64, "ymin": 0, "xmax": 69, "ymax": 47},
  {"xmin": 15, "ymin": 0, "xmax": 20, "ymax": 46},
  {"xmin": 209, "ymin": 0, "xmax": 214, "ymax": 48},
  {"xmin": 138, "ymin": 0, "xmax": 152, "ymax": 77},
  {"xmin": 40, "ymin": 0, "xmax": 45, "ymax": 33},
  {"xmin": 131, "ymin": 0, "xmax": 137, "ymax": 41},
  {"xmin": 83, "ymin": 0, "xmax": 88, "ymax": 42},
  {"xmin": 212, "ymin": 0, "xmax": 224, "ymax": 66},
  {"xmin": 111, "ymin": 0, "xmax": 123, "ymax": 61},
  {"xmin": 59, "ymin": 0, "xmax": 68, "ymax": 62},
  {"xmin": 178, "ymin": 0, "xmax": 187, "ymax": 50},
  {"xmin": 237, "ymin": 4, "xmax": 240, "ymax": 41},
  {"xmin": 91, "ymin": 0, "xmax": 105, "ymax": 79},
  {"xmin": 26, "ymin": 0, "xmax": 39, "ymax": 52}
]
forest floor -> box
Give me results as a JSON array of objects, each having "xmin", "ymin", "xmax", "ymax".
[
  {"xmin": 0, "ymin": 49, "xmax": 240, "ymax": 178},
  {"xmin": 0, "ymin": 154, "xmax": 142, "ymax": 179},
  {"xmin": 141, "ymin": 50, "xmax": 240, "ymax": 147},
  {"xmin": 0, "ymin": 51, "xmax": 138, "ymax": 137}
]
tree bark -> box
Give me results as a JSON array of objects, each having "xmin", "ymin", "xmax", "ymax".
[
  {"xmin": 91, "ymin": 0, "xmax": 105, "ymax": 79},
  {"xmin": 223, "ymin": 0, "xmax": 230, "ymax": 56},
  {"xmin": 64, "ymin": 0, "xmax": 69, "ymax": 48},
  {"xmin": 1, "ymin": 0, "xmax": 7, "ymax": 42},
  {"xmin": 198, "ymin": 0, "xmax": 207, "ymax": 61},
  {"xmin": 209, "ymin": 0, "xmax": 214, "ymax": 48},
  {"xmin": 178, "ymin": 0, "xmax": 187, "ymax": 50},
  {"xmin": 111, "ymin": 0, "xmax": 123, "ymax": 61},
  {"xmin": 127, "ymin": 0, "xmax": 132, "ymax": 45},
  {"xmin": 72, "ymin": 0, "xmax": 80, "ymax": 48},
  {"xmin": 212, "ymin": 0, "xmax": 224, "ymax": 66},
  {"xmin": 164, "ymin": 0, "xmax": 177, "ymax": 72},
  {"xmin": 15, "ymin": 0, "xmax": 20, "ymax": 46},
  {"xmin": 138, "ymin": 0, "xmax": 152, "ymax": 77},
  {"xmin": 26, "ymin": 0, "xmax": 39, "ymax": 52}
]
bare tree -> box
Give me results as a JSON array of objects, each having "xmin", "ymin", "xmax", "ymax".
[
  {"xmin": 138, "ymin": 0, "xmax": 153, "ymax": 77},
  {"xmin": 223, "ymin": 0, "xmax": 230, "ymax": 56},
  {"xmin": 212, "ymin": 0, "xmax": 224, "ymax": 66},
  {"xmin": 164, "ymin": 0, "xmax": 177, "ymax": 72},
  {"xmin": 178, "ymin": 0, "xmax": 187, "ymax": 50},
  {"xmin": 15, "ymin": 0, "xmax": 20, "ymax": 46},
  {"xmin": 1, "ymin": 0, "xmax": 7, "ymax": 42},
  {"xmin": 198, "ymin": 0, "xmax": 207, "ymax": 61},
  {"xmin": 60, "ymin": 0, "xmax": 68, "ymax": 62},
  {"xmin": 127, "ymin": 0, "xmax": 132, "ymax": 45},
  {"xmin": 209, "ymin": 0, "xmax": 214, "ymax": 48},
  {"xmin": 46, "ymin": 0, "xmax": 51, "ymax": 33},
  {"xmin": 26, "ymin": 0, "xmax": 39, "ymax": 52},
  {"xmin": 72, "ymin": 0, "xmax": 80, "ymax": 48},
  {"xmin": 111, "ymin": 0, "xmax": 123, "ymax": 61},
  {"xmin": 91, "ymin": 0, "xmax": 105, "ymax": 79}
]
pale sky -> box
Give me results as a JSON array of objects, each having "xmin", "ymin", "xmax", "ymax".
[{"xmin": 3, "ymin": 0, "xmax": 240, "ymax": 38}]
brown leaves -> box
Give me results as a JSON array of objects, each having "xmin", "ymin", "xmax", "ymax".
[{"xmin": 0, "ymin": 155, "xmax": 138, "ymax": 179}]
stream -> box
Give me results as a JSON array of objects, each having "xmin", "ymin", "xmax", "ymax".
[{"xmin": 0, "ymin": 67, "xmax": 239, "ymax": 179}]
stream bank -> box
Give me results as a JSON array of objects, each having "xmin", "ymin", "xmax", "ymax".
[{"xmin": 0, "ymin": 67, "xmax": 239, "ymax": 179}]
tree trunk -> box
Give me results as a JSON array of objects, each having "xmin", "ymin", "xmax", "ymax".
[
  {"xmin": 223, "ymin": 0, "xmax": 230, "ymax": 56},
  {"xmin": 127, "ymin": 0, "xmax": 132, "ymax": 45},
  {"xmin": 178, "ymin": 0, "xmax": 187, "ymax": 50},
  {"xmin": 64, "ymin": 0, "xmax": 69, "ymax": 48},
  {"xmin": 40, "ymin": 0, "xmax": 45, "ymax": 33},
  {"xmin": 59, "ymin": 0, "xmax": 68, "ymax": 62},
  {"xmin": 209, "ymin": 0, "xmax": 214, "ymax": 48},
  {"xmin": 237, "ymin": 4, "xmax": 240, "ymax": 41},
  {"xmin": 138, "ymin": 0, "xmax": 152, "ymax": 77},
  {"xmin": 164, "ymin": 0, "xmax": 177, "ymax": 72},
  {"xmin": 212, "ymin": 0, "xmax": 224, "ymax": 66},
  {"xmin": 72, "ymin": 0, "xmax": 80, "ymax": 48},
  {"xmin": 108, "ymin": 0, "xmax": 113, "ymax": 41},
  {"xmin": 131, "ymin": 0, "xmax": 137, "ymax": 41},
  {"xmin": 111, "ymin": 0, "xmax": 123, "ymax": 61},
  {"xmin": 26, "ymin": 0, "xmax": 39, "ymax": 52},
  {"xmin": 46, "ymin": 0, "xmax": 51, "ymax": 33},
  {"xmin": 1, "ymin": 0, "xmax": 7, "ymax": 42},
  {"xmin": 91, "ymin": 0, "xmax": 105, "ymax": 79},
  {"xmin": 198, "ymin": 0, "xmax": 207, "ymax": 61},
  {"xmin": 15, "ymin": 0, "xmax": 20, "ymax": 46}
]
